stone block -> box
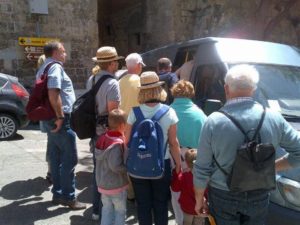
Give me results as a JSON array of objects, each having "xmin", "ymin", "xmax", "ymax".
[
  {"xmin": 0, "ymin": 22, "xmax": 7, "ymax": 33},
  {"xmin": 0, "ymin": 3, "xmax": 12, "ymax": 13},
  {"xmin": 71, "ymin": 51, "xmax": 79, "ymax": 59},
  {"xmin": 70, "ymin": 74, "xmax": 77, "ymax": 83},
  {"xmin": 39, "ymin": 16, "xmax": 48, "ymax": 24},
  {"xmin": 76, "ymin": 68, "xmax": 84, "ymax": 76},
  {"xmin": 78, "ymin": 73, "xmax": 88, "ymax": 83},
  {"xmin": 64, "ymin": 68, "xmax": 76, "ymax": 77},
  {"xmin": 3, "ymin": 59, "xmax": 12, "ymax": 71},
  {"xmin": 6, "ymin": 3, "xmax": 12, "ymax": 12},
  {"xmin": 7, "ymin": 22, "xmax": 15, "ymax": 33},
  {"xmin": 183, "ymin": 1, "xmax": 196, "ymax": 11}
]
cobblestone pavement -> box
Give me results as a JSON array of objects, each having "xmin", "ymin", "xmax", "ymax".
[{"xmin": 0, "ymin": 124, "xmax": 176, "ymax": 225}]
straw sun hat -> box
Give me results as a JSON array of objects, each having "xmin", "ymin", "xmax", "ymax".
[
  {"xmin": 139, "ymin": 71, "xmax": 165, "ymax": 89},
  {"xmin": 92, "ymin": 46, "xmax": 124, "ymax": 62}
]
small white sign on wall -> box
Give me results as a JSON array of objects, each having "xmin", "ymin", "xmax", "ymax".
[{"xmin": 29, "ymin": 0, "xmax": 48, "ymax": 14}]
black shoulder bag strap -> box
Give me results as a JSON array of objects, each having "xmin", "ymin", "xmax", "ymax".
[
  {"xmin": 213, "ymin": 107, "xmax": 266, "ymax": 176},
  {"xmin": 92, "ymin": 74, "xmax": 112, "ymax": 95},
  {"xmin": 92, "ymin": 75, "xmax": 114, "ymax": 125}
]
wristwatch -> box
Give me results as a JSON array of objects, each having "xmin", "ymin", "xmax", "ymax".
[{"xmin": 57, "ymin": 116, "xmax": 65, "ymax": 120}]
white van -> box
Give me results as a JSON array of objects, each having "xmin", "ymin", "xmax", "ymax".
[{"xmin": 142, "ymin": 37, "xmax": 300, "ymax": 225}]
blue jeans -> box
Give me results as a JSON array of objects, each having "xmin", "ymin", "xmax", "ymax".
[
  {"xmin": 208, "ymin": 186, "xmax": 270, "ymax": 225},
  {"xmin": 100, "ymin": 190, "xmax": 127, "ymax": 225},
  {"xmin": 90, "ymin": 138, "xmax": 102, "ymax": 215},
  {"xmin": 130, "ymin": 159, "xmax": 171, "ymax": 225},
  {"xmin": 40, "ymin": 121, "xmax": 50, "ymax": 163},
  {"xmin": 45, "ymin": 116, "xmax": 78, "ymax": 201}
]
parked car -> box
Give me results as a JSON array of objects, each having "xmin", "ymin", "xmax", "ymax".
[
  {"xmin": 0, "ymin": 73, "xmax": 29, "ymax": 140},
  {"xmin": 142, "ymin": 37, "xmax": 300, "ymax": 225}
]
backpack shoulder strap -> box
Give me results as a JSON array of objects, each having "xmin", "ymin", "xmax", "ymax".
[
  {"xmin": 213, "ymin": 155, "xmax": 229, "ymax": 176},
  {"xmin": 252, "ymin": 107, "xmax": 266, "ymax": 141},
  {"xmin": 152, "ymin": 105, "xmax": 170, "ymax": 158},
  {"xmin": 218, "ymin": 110, "xmax": 248, "ymax": 137},
  {"xmin": 133, "ymin": 107, "xmax": 145, "ymax": 122},
  {"xmin": 92, "ymin": 75, "xmax": 96, "ymax": 86},
  {"xmin": 117, "ymin": 70, "xmax": 128, "ymax": 80},
  {"xmin": 219, "ymin": 107, "xmax": 266, "ymax": 141},
  {"xmin": 152, "ymin": 105, "xmax": 170, "ymax": 122},
  {"xmin": 92, "ymin": 74, "xmax": 112, "ymax": 95},
  {"xmin": 43, "ymin": 61, "xmax": 61, "ymax": 76}
]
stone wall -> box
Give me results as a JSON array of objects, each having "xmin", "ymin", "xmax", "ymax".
[
  {"xmin": 101, "ymin": 0, "xmax": 300, "ymax": 55},
  {"xmin": 0, "ymin": 0, "xmax": 98, "ymax": 88},
  {"xmin": 1, "ymin": 0, "xmax": 300, "ymax": 88},
  {"xmin": 172, "ymin": 0, "xmax": 300, "ymax": 47}
]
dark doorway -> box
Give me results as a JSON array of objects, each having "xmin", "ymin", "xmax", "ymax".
[{"xmin": 97, "ymin": 0, "xmax": 145, "ymax": 56}]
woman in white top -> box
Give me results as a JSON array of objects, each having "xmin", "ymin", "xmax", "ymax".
[{"xmin": 125, "ymin": 71, "xmax": 181, "ymax": 225}]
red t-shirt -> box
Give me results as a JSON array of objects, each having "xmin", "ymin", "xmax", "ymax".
[{"xmin": 171, "ymin": 170, "xmax": 208, "ymax": 215}]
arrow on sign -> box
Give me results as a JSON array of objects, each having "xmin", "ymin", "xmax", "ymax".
[
  {"xmin": 26, "ymin": 53, "xmax": 41, "ymax": 61},
  {"xmin": 19, "ymin": 38, "xmax": 26, "ymax": 45},
  {"xmin": 19, "ymin": 37, "xmax": 60, "ymax": 46},
  {"xmin": 26, "ymin": 54, "xmax": 33, "ymax": 60},
  {"xmin": 24, "ymin": 46, "xmax": 43, "ymax": 53}
]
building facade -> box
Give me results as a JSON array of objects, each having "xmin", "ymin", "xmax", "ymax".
[
  {"xmin": 0, "ymin": 0, "xmax": 98, "ymax": 89},
  {"xmin": 102, "ymin": 0, "xmax": 300, "ymax": 53},
  {"xmin": 1, "ymin": 0, "xmax": 300, "ymax": 88}
]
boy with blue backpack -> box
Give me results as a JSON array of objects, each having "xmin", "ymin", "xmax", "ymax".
[{"xmin": 95, "ymin": 109, "xmax": 128, "ymax": 225}]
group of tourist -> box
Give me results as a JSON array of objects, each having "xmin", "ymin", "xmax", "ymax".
[{"xmin": 37, "ymin": 41, "xmax": 300, "ymax": 225}]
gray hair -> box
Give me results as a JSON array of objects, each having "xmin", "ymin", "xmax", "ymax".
[{"xmin": 225, "ymin": 64, "xmax": 259, "ymax": 91}]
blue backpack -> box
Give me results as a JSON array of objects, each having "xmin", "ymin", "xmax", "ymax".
[{"xmin": 127, "ymin": 105, "xmax": 170, "ymax": 179}]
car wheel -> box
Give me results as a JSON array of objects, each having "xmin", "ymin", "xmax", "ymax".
[{"xmin": 0, "ymin": 114, "xmax": 18, "ymax": 140}]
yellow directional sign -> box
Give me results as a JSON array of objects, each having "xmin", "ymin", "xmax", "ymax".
[{"xmin": 18, "ymin": 37, "xmax": 60, "ymax": 46}]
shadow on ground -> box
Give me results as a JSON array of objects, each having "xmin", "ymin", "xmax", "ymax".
[
  {"xmin": 73, "ymin": 171, "xmax": 145, "ymax": 225},
  {"xmin": 0, "ymin": 161, "xmax": 174, "ymax": 224},
  {"xmin": 2, "ymin": 133, "xmax": 24, "ymax": 141},
  {"xmin": 3, "ymin": 122, "xmax": 39, "ymax": 142},
  {"xmin": 0, "ymin": 177, "xmax": 50, "ymax": 200},
  {"xmin": 0, "ymin": 177, "xmax": 68, "ymax": 225}
]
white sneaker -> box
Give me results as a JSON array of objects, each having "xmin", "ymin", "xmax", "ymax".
[{"xmin": 92, "ymin": 213, "xmax": 99, "ymax": 221}]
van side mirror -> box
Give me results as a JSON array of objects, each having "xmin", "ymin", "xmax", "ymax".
[{"xmin": 203, "ymin": 99, "xmax": 223, "ymax": 115}]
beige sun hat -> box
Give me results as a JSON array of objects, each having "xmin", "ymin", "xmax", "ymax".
[
  {"xmin": 92, "ymin": 46, "xmax": 124, "ymax": 62},
  {"xmin": 139, "ymin": 71, "xmax": 164, "ymax": 89}
]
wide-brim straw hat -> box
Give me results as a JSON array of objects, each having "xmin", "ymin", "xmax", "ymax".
[
  {"xmin": 92, "ymin": 46, "xmax": 124, "ymax": 62},
  {"xmin": 139, "ymin": 71, "xmax": 164, "ymax": 89}
]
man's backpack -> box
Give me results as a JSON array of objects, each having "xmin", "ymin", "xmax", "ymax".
[
  {"xmin": 70, "ymin": 75, "xmax": 111, "ymax": 139},
  {"xmin": 127, "ymin": 105, "xmax": 170, "ymax": 179},
  {"xmin": 26, "ymin": 62, "xmax": 59, "ymax": 121},
  {"xmin": 215, "ymin": 107, "xmax": 276, "ymax": 192}
]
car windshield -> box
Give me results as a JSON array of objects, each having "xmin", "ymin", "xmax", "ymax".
[{"xmin": 229, "ymin": 64, "xmax": 300, "ymax": 117}]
